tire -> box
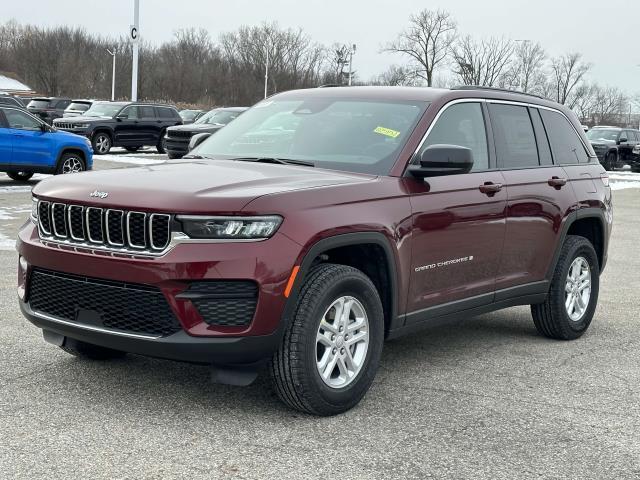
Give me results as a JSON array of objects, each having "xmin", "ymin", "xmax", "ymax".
[
  {"xmin": 270, "ymin": 263, "xmax": 384, "ymax": 416},
  {"xmin": 125, "ymin": 146, "xmax": 141, "ymax": 152},
  {"xmin": 56, "ymin": 152, "xmax": 86, "ymax": 175},
  {"xmin": 59, "ymin": 339, "xmax": 126, "ymax": 360},
  {"xmin": 531, "ymin": 235, "xmax": 600, "ymax": 340},
  {"xmin": 167, "ymin": 151, "xmax": 184, "ymax": 160},
  {"xmin": 157, "ymin": 132, "xmax": 167, "ymax": 154},
  {"xmin": 603, "ymin": 152, "xmax": 616, "ymax": 171},
  {"xmin": 92, "ymin": 131, "xmax": 112, "ymax": 155},
  {"xmin": 7, "ymin": 171, "xmax": 34, "ymax": 182}
]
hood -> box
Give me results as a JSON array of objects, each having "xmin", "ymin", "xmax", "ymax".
[
  {"xmin": 168, "ymin": 123, "xmax": 223, "ymax": 133},
  {"xmin": 589, "ymin": 139, "xmax": 615, "ymax": 146},
  {"xmin": 32, "ymin": 160, "xmax": 375, "ymax": 213},
  {"xmin": 54, "ymin": 115, "xmax": 111, "ymax": 123}
]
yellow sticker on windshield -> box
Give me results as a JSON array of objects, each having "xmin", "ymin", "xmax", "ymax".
[{"xmin": 374, "ymin": 126, "xmax": 401, "ymax": 138}]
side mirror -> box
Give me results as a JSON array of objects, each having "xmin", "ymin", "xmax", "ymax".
[
  {"xmin": 116, "ymin": 113, "xmax": 128, "ymax": 121},
  {"xmin": 188, "ymin": 132, "xmax": 212, "ymax": 151},
  {"xmin": 408, "ymin": 144, "xmax": 474, "ymax": 178},
  {"xmin": 619, "ymin": 137, "xmax": 628, "ymax": 144}
]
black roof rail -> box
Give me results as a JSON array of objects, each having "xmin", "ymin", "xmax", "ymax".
[{"xmin": 451, "ymin": 85, "xmax": 544, "ymax": 99}]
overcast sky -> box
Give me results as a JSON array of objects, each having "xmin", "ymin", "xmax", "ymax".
[{"xmin": 5, "ymin": 0, "xmax": 639, "ymax": 93}]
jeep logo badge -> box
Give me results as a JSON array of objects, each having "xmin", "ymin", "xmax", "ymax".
[{"xmin": 90, "ymin": 190, "xmax": 109, "ymax": 199}]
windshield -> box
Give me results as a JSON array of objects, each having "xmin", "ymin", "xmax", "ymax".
[
  {"xmin": 192, "ymin": 98, "xmax": 427, "ymax": 175},
  {"xmin": 83, "ymin": 103, "xmax": 125, "ymax": 118},
  {"xmin": 586, "ymin": 129, "xmax": 619, "ymax": 141},
  {"xmin": 180, "ymin": 110, "xmax": 200, "ymax": 121},
  {"xmin": 27, "ymin": 99, "xmax": 51, "ymax": 109},
  {"xmin": 196, "ymin": 109, "xmax": 242, "ymax": 126},
  {"xmin": 66, "ymin": 102, "xmax": 91, "ymax": 111}
]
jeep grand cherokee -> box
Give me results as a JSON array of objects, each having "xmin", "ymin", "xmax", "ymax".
[{"xmin": 17, "ymin": 86, "xmax": 612, "ymax": 416}]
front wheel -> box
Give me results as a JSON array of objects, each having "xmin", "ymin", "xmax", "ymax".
[
  {"xmin": 270, "ymin": 263, "xmax": 384, "ymax": 416},
  {"xmin": 157, "ymin": 133, "xmax": 167, "ymax": 154},
  {"xmin": 531, "ymin": 235, "xmax": 600, "ymax": 340},
  {"xmin": 56, "ymin": 153, "xmax": 86, "ymax": 174},
  {"xmin": 603, "ymin": 152, "xmax": 616, "ymax": 171},
  {"xmin": 7, "ymin": 171, "xmax": 34, "ymax": 182},
  {"xmin": 91, "ymin": 132, "xmax": 112, "ymax": 155}
]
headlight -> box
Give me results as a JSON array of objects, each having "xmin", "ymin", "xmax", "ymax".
[
  {"xmin": 176, "ymin": 215, "xmax": 282, "ymax": 240},
  {"xmin": 31, "ymin": 197, "xmax": 38, "ymax": 224},
  {"xmin": 73, "ymin": 123, "xmax": 90, "ymax": 129}
]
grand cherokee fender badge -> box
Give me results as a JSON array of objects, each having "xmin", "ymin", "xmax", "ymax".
[
  {"xmin": 415, "ymin": 256, "xmax": 474, "ymax": 273},
  {"xmin": 90, "ymin": 190, "xmax": 109, "ymax": 199}
]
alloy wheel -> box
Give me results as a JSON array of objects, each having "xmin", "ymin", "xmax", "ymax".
[
  {"xmin": 564, "ymin": 256, "xmax": 591, "ymax": 321},
  {"xmin": 95, "ymin": 135, "xmax": 110, "ymax": 154},
  {"xmin": 61, "ymin": 157, "xmax": 84, "ymax": 174},
  {"xmin": 315, "ymin": 295, "xmax": 369, "ymax": 389}
]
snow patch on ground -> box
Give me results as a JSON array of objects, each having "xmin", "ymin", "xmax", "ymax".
[
  {"xmin": 0, "ymin": 232, "xmax": 16, "ymax": 251},
  {"xmin": 98, "ymin": 155, "xmax": 166, "ymax": 166},
  {"xmin": 609, "ymin": 171, "xmax": 640, "ymax": 190}
]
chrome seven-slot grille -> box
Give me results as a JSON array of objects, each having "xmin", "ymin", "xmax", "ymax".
[
  {"xmin": 54, "ymin": 122, "xmax": 78, "ymax": 130},
  {"xmin": 37, "ymin": 200, "xmax": 171, "ymax": 253}
]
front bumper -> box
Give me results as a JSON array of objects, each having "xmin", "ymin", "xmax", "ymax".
[
  {"xmin": 20, "ymin": 300, "xmax": 283, "ymax": 366},
  {"xmin": 17, "ymin": 221, "xmax": 301, "ymax": 363},
  {"xmin": 165, "ymin": 136, "xmax": 190, "ymax": 155}
]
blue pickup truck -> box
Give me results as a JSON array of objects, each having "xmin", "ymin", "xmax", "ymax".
[{"xmin": 0, "ymin": 105, "xmax": 93, "ymax": 181}]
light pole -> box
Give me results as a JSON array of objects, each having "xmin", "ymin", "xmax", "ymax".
[
  {"xmin": 264, "ymin": 43, "xmax": 269, "ymax": 99},
  {"xmin": 347, "ymin": 44, "xmax": 356, "ymax": 86},
  {"xmin": 106, "ymin": 49, "xmax": 116, "ymax": 101},
  {"xmin": 131, "ymin": 0, "xmax": 140, "ymax": 101}
]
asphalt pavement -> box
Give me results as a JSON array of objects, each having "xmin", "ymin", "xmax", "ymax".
[{"xmin": 0, "ymin": 157, "xmax": 639, "ymax": 479}]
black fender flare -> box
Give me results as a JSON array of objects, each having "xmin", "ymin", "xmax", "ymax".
[
  {"xmin": 545, "ymin": 208, "xmax": 608, "ymax": 279},
  {"xmin": 280, "ymin": 232, "xmax": 400, "ymax": 335}
]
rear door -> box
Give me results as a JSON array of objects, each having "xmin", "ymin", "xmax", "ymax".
[
  {"xmin": 3, "ymin": 108, "xmax": 54, "ymax": 167},
  {"xmin": 0, "ymin": 109, "xmax": 13, "ymax": 166},
  {"xmin": 489, "ymin": 103, "xmax": 577, "ymax": 293},
  {"xmin": 406, "ymin": 101, "xmax": 507, "ymax": 321},
  {"xmin": 138, "ymin": 105, "xmax": 158, "ymax": 143}
]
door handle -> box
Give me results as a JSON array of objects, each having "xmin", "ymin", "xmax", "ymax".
[
  {"xmin": 479, "ymin": 182, "xmax": 503, "ymax": 196},
  {"xmin": 548, "ymin": 176, "xmax": 567, "ymax": 189}
]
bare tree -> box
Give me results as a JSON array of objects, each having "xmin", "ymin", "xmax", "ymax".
[
  {"xmin": 550, "ymin": 52, "xmax": 590, "ymax": 105},
  {"xmin": 374, "ymin": 65, "xmax": 421, "ymax": 86},
  {"xmin": 452, "ymin": 35, "xmax": 514, "ymax": 87},
  {"xmin": 382, "ymin": 9, "xmax": 457, "ymax": 86},
  {"xmin": 499, "ymin": 41, "xmax": 546, "ymax": 93}
]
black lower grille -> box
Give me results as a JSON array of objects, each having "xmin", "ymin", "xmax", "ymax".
[
  {"xmin": 179, "ymin": 281, "xmax": 258, "ymax": 327},
  {"xmin": 29, "ymin": 269, "xmax": 182, "ymax": 337}
]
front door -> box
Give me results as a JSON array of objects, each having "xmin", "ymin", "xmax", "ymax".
[
  {"xmin": 3, "ymin": 108, "xmax": 53, "ymax": 167},
  {"xmin": 114, "ymin": 105, "xmax": 143, "ymax": 145},
  {"xmin": 406, "ymin": 101, "xmax": 506, "ymax": 321},
  {"xmin": 0, "ymin": 110, "xmax": 12, "ymax": 166}
]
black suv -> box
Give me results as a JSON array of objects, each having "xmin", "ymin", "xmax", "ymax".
[
  {"xmin": 26, "ymin": 97, "xmax": 72, "ymax": 124},
  {"xmin": 53, "ymin": 101, "xmax": 182, "ymax": 154},
  {"xmin": 165, "ymin": 107, "xmax": 247, "ymax": 159},
  {"xmin": 586, "ymin": 126, "xmax": 640, "ymax": 171}
]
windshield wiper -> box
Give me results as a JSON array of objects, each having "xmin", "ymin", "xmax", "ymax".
[{"xmin": 232, "ymin": 157, "xmax": 315, "ymax": 167}]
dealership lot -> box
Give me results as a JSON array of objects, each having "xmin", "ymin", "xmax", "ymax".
[{"xmin": 1, "ymin": 158, "xmax": 639, "ymax": 479}]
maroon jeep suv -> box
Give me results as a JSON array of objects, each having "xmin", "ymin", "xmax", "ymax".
[{"xmin": 17, "ymin": 86, "xmax": 612, "ymax": 416}]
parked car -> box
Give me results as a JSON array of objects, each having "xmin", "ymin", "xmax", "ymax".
[
  {"xmin": 0, "ymin": 105, "xmax": 92, "ymax": 181},
  {"xmin": 586, "ymin": 126, "xmax": 640, "ymax": 171},
  {"xmin": 63, "ymin": 99, "xmax": 94, "ymax": 118},
  {"xmin": 26, "ymin": 97, "xmax": 72, "ymax": 124},
  {"xmin": 179, "ymin": 109, "xmax": 205, "ymax": 124},
  {"xmin": 52, "ymin": 101, "xmax": 182, "ymax": 154},
  {"xmin": 165, "ymin": 107, "xmax": 247, "ymax": 159},
  {"xmin": 0, "ymin": 92, "xmax": 27, "ymax": 108},
  {"xmin": 19, "ymin": 86, "xmax": 611, "ymax": 416}
]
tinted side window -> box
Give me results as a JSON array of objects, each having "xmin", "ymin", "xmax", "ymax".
[
  {"xmin": 529, "ymin": 108, "xmax": 553, "ymax": 166},
  {"xmin": 121, "ymin": 106, "xmax": 139, "ymax": 119},
  {"xmin": 418, "ymin": 102, "xmax": 489, "ymax": 171},
  {"xmin": 540, "ymin": 109, "xmax": 589, "ymax": 164},
  {"xmin": 139, "ymin": 106, "xmax": 155, "ymax": 118},
  {"xmin": 489, "ymin": 104, "xmax": 539, "ymax": 168},
  {"xmin": 4, "ymin": 109, "xmax": 41, "ymax": 130},
  {"xmin": 157, "ymin": 107, "xmax": 175, "ymax": 119}
]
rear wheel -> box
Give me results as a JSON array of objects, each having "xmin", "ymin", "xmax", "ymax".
[
  {"xmin": 92, "ymin": 132, "xmax": 112, "ymax": 154},
  {"xmin": 56, "ymin": 153, "xmax": 85, "ymax": 175},
  {"xmin": 60, "ymin": 339, "xmax": 126, "ymax": 360},
  {"xmin": 531, "ymin": 235, "xmax": 600, "ymax": 340},
  {"xmin": 7, "ymin": 171, "xmax": 34, "ymax": 182},
  {"xmin": 270, "ymin": 263, "xmax": 384, "ymax": 416}
]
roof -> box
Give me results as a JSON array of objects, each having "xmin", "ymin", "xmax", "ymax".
[{"xmin": 0, "ymin": 74, "xmax": 32, "ymax": 93}]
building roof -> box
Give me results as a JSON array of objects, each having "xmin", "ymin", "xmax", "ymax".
[{"xmin": 0, "ymin": 74, "xmax": 33, "ymax": 93}]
